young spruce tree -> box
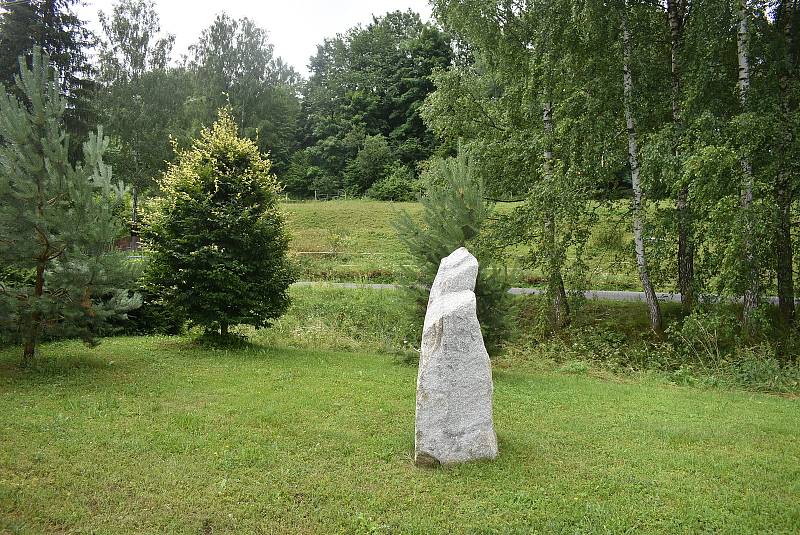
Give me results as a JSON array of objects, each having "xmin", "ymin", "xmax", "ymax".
[
  {"xmin": 0, "ymin": 49, "xmax": 140, "ymax": 367},
  {"xmin": 142, "ymin": 109, "xmax": 294, "ymax": 339}
]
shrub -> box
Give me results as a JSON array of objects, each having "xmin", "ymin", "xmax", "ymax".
[
  {"xmin": 114, "ymin": 262, "xmax": 186, "ymax": 336},
  {"xmin": 367, "ymin": 165, "xmax": 422, "ymax": 201},
  {"xmin": 344, "ymin": 134, "xmax": 395, "ymax": 194},
  {"xmin": 142, "ymin": 109, "xmax": 294, "ymax": 338}
]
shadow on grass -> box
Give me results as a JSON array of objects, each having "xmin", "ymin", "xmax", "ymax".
[{"xmin": 0, "ymin": 344, "xmax": 122, "ymax": 386}]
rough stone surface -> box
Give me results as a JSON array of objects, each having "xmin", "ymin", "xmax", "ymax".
[{"xmin": 414, "ymin": 247, "xmax": 498, "ymax": 466}]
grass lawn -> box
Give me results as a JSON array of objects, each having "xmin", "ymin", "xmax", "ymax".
[
  {"xmin": 281, "ymin": 199, "xmax": 643, "ymax": 290},
  {"xmin": 1, "ymin": 335, "xmax": 798, "ymax": 534},
  {"xmin": 283, "ymin": 200, "xmax": 420, "ymax": 284}
]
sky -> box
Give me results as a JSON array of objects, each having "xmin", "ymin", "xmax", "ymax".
[{"xmin": 74, "ymin": 0, "xmax": 433, "ymax": 77}]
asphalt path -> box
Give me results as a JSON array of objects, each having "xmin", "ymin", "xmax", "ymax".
[{"xmin": 293, "ymin": 281, "xmax": 791, "ymax": 305}]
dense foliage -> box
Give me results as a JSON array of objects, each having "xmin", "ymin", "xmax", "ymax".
[
  {"xmin": 285, "ymin": 10, "xmax": 452, "ymax": 197},
  {"xmin": 1, "ymin": 0, "xmax": 797, "ymax": 364},
  {"xmin": 0, "ymin": 49, "xmax": 139, "ymax": 366},
  {"xmin": 142, "ymin": 109, "xmax": 294, "ymax": 338},
  {"xmin": 94, "ymin": 2, "xmax": 303, "ymax": 247},
  {"xmin": 424, "ymin": 0, "xmax": 800, "ymax": 350},
  {"xmin": 395, "ymin": 152, "xmax": 509, "ymax": 349},
  {"xmin": 0, "ymin": 0, "xmax": 96, "ymax": 145}
]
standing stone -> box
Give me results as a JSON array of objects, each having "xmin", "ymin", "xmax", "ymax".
[{"xmin": 414, "ymin": 247, "xmax": 498, "ymax": 467}]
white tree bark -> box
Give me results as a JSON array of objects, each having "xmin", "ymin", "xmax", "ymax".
[
  {"xmin": 622, "ymin": 4, "xmax": 663, "ymax": 335},
  {"xmin": 737, "ymin": 0, "xmax": 760, "ymax": 324}
]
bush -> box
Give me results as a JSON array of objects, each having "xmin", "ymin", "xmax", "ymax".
[
  {"xmin": 113, "ymin": 261, "xmax": 186, "ymax": 336},
  {"xmin": 141, "ymin": 109, "xmax": 294, "ymax": 338},
  {"xmin": 367, "ymin": 165, "xmax": 422, "ymax": 201},
  {"xmin": 666, "ymin": 308, "xmax": 739, "ymax": 367},
  {"xmin": 344, "ymin": 134, "xmax": 394, "ymax": 194}
]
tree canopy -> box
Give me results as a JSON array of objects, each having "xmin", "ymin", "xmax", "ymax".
[{"xmin": 287, "ymin": 10, "xmax": 453, "ymax": 196}]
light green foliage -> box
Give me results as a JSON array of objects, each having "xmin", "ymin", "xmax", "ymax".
[
  {"xmin": 426, "ymin": 0, "xmax": 800, "ymax": 335},
  {"xmin": 395, "ymin": 152, "xmax": 510, "ymax": 348},
  {"xmin": 0, "ymin": 326, "xmax": 798, "ymax": 532},
  {"xmin": 142, "ymin": 109, "xmax": 294, "ymax": 337},
  {"xmin": 0, "ymin": 49, "xmax": 139, "ymax": 365},
  {"xmin": 424, "ymin": 0, "xmax": 610, "ymax": 328}
]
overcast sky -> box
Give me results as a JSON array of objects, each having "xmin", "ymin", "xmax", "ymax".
[{"xmin": 74, "ymin": 0, "xmax": 433, "ymax": 77}]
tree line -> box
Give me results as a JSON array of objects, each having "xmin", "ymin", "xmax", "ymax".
[
  {"xmin": 1, "ymin": 0, "xmax": 798, "ymax": 352},
  {"xmin": 422, "ymin": 0, "xmax": 799, "ymax": 341},
  {"xmin": 0, "ymin": 0, "xmax": 451, "ymax": 202}
]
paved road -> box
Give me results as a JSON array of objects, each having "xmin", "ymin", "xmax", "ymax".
[{"xmin": 293, "ymin": 281, "xmax": 791, "ymax": 305}]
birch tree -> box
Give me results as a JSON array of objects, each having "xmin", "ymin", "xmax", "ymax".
[
  {"xmin": 425, "ymin": 0, "xmax": 594, "ymax": 329},
  {"xmin": 737, "ymin": 0, "xmax": 761, "ymax": 327},
  {"xmin": 622, "ymin": 1, "xmax": 663, "ymax": 335}
]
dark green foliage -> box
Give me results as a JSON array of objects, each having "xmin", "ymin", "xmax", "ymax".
[
  {"xmin": 188, "ymin": 13, "xmax": 302, "ymax": 179},
  {"xmin": 344, "ymin": 134, "xmax": 394, "ymax": 193},
  {"xmin": 142, "ymin": 109, "xmax": 294, "ymax": 338},
  {"xmin": 0, "ymin": 49, "xmax": 140, "ymax": 365},
  {"xmin": 368, "ymin": 164, "xmax": 422, "ymax": 201},
  {"xmin": 395, "ymin": 152, "xmax": 509, "ymax": 350},
  {"xmin": 114, "ymin": 271, "xmax": 186, "ymax": 336},
  {"xmin": 0, "ymin": 0, "xmax": 96, "ymax": 146},
  {"xmin": 290, "ymin": 10, "xmax": 452, "ymax": 197}
]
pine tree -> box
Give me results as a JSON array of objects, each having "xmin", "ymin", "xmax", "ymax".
[
  {"xmin": 0, "ymin": 48, "xmax": 140, "ymax": 367},
  {"xmin": 0, "ymin": 0, "xmax": 96, "ymax": 144},
  {"xmin": 142, "ymin": 108, "xmax": 295, "ymax": 339},
  {"xmin": 394, "ymin": 151, "xmax": 509, "ymax": 350}
]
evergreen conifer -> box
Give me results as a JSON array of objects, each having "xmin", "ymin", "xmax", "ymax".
[{"xmin": 0, "ymin": 49, "xmax": 139, "ymax": 366}]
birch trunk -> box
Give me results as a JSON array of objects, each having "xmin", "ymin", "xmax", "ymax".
[
  {"xmin": 622, "ymin": 5, "xmax": 663, "ymax": 335},
  {"xmin": 542, "ymin": 100, "xmax": 570, "ymax": 329},
  {"xmin": 668, "ymin": 0, "xmax": 694, "ymax": 312},
  {"xmin": 737, "ymin": 0, "xmax": 760, "ymax": 325}
]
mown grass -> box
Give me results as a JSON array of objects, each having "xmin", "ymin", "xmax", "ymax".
[
  {"xmin": 283, "ymin": 200, "xmax": 420, "ymax": 284},
  {"xmin": 282, "ymin": 199, "xmax": 642, "ymax": 289},
  {"xmin": 2, "ymin": 332, "xmax": 799, "ymax": 534},
  {"xmin": 2, "ymin": 285, "xmax": 799, "ymax": 533}
]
